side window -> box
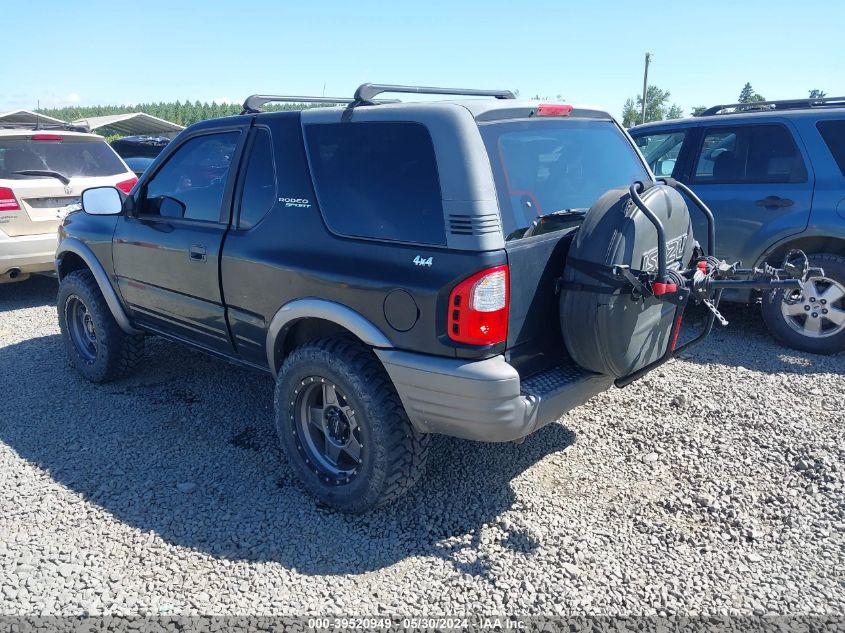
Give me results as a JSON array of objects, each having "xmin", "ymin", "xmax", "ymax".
[
  {"xmin": 817, "ymin": 120, "xmax": 845, "ymax": 177},
  {"xmin": 238, "ymin": 128, "xmax": 276, "ymax": 229},
  {"xmin": 304, "ymin": 121, "xmax": 445, "ymax": 245},
  {"xmin": 693, "ymin": 124, "xmax": 807, "ymax": 184},
  {"xmin": 634, "ymin": 131, "xmax": 686, "ymax": 177},
  {"xmin": 141, "ymin": 132, "xmax": 239, "ymax": 222}
]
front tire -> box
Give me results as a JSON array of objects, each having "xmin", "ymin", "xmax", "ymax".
[
  {"xmin": 274, "ymin": 337, "xmax": 430, "ymax": 513},
  {"xmin": 57, "ymin": 269, "xmax": 144, "ymax": 382},
  {"xmin": 761, "ymin": 253, "xmax": 845, "ymax": 354}
]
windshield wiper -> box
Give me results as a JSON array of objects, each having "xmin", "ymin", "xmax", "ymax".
[{"xmin": 12, "ymin": 170, "xmax": 71, "ymax": 185}]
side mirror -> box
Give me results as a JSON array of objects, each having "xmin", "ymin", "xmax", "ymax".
[
  {"xmin": 81, "ymin": 187, "xmax": 123, "ymax": 216},
  {"xmin": 656, "ymin": 159, "xmax": 676, "ymax": 177}
]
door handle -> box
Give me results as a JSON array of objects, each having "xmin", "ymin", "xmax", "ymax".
[
  {"xmin": 189, "ymin": 245, "xmax": 207, "ymax": 262},
  {"xmin": 755, "ymin": 196, "xmax": 794, "ymax": 209}
]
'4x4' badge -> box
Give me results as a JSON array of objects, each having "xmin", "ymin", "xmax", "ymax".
[{"xmin": 413, "ymin": 256, "xmax": 433, "ymax": 267}]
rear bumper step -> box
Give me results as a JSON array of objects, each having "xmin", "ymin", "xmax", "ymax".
[{"xmin": 375, "ymin": 350, "xmax": 612, "ymax": 442}]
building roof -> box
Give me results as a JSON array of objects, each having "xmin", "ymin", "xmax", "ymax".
[
  {"xmin": 72, "ymin": 112, "xmax": 184, "ymax": 136},
  {"xmin": 0, "ymin": 109, "xmax": 68, "ymax": 126}
]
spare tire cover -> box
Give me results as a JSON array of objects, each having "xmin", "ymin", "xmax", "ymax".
[{"xmin": 560, "ymin": 184, "xmax": 694, "ymax": 378}]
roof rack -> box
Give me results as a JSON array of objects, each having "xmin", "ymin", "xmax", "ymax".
[
  {"xmin": 0, "ymin": 121, "xmax": 90, "ymax": 133},
  {"xmin": 697, "ymin": 96, "xmax": 845, "ymax": 116},
  {"xmin": 241, "ymin": 94, "xmax": 404, "ymax": 114},
  {"xmin": 242, "ymin": 84, "xmax": 517, "ymax": 114},
  {"xmin": 353, "ymin": 83, "xmax": 516, "ymax": 105},
  {"xmin": 242, "ymin": 95, "xmax": 357, "ymax": 114}
]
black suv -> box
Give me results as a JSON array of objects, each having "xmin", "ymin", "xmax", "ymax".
[
  {"xmin": 630, "ymin": 97, "xmax": 845, "ymax": 354},
  {"xmin": 55, "ymin": 84, "xmax": 809, "ymax": 512}
]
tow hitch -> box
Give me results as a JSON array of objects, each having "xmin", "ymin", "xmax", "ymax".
[{"xmin": 613, "ymin": 179, "xmax": 823, "ymax": 388}]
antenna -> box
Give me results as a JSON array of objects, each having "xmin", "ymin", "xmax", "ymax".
[{"xmin": 36, "ymin": 100, "xmax": 40, "ymax": 130}]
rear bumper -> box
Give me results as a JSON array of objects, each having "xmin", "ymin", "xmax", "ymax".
[
  {"xmin": 0, "ymin": 230, "xmax": 57, "ymax": 274},
  {"xmin": 375, "ymin": 350, "xmax": 613, "ymax": 442}
]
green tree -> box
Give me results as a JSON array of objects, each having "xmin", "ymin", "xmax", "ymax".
[
  {"xmin": 620, "ymin": 86, "xmax": 682, "ymax": 126},
  {"xmin": 738, "ymin": 82, "xmax": 765, "ymax": 103},
  {"xmin": 809, "ymin": 89, "xmax": 827, "ymax": 99},
  {"xmin": 666, "ymin": 104, "xmax": 684, "ymax": 120},
  {"xmin": 621, "ymin": 98, "xmax": 638, "ymax": 127},
  {"xmin": 691, "ymin": 105, "xmax": 708, "ymax": 116}
]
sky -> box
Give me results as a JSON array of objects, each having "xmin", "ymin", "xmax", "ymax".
[{"xmin": 3, "ymin": 0, "xmax": 842, "ymax": 118}]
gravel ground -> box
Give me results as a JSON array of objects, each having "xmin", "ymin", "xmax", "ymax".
[{"xmin": 0, "ymin": 275, "xmax": 843, "ymax": 617}]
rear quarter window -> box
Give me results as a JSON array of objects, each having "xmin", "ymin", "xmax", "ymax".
[
  {"xmin": 817, "ymin": 120, "xmax": 845, "ymax": 177},
  {"xmin": 304, "ymin": 121, "xmax": 445, "ymax": 245}
]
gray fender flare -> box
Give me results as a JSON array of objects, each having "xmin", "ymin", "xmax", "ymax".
[
  {"xmin": 265, "ymin": 298, "xmax": 393, "ymax": 376},
  {"xmin": 55, "ymin": 238, "xmax": 141, "ymax": 335}
]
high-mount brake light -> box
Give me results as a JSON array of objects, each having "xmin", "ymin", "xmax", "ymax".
[
  {"xmin": 0, "ymin": 187, "xmax": 21, "ymax": 212},
  {"xmin": 31, "ymin": 134, "xmax": 63, "ymax": 141},
  {"xmin": 536, "ymin": 104, "xmax": 573, "ymax": 117},
  {"xmin": 116, "ymin": 177, "xmax": 138, "ymax": 194},
  {"xmin": 448, "ymin": 265, "xmax": 509, "ymax": 345}
]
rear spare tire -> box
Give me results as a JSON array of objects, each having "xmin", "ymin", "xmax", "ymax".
[{"xmin": 559, "ymin": 184, "xmax": 695, "ymax": 378}]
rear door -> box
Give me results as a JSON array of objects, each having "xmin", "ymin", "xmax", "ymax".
[
  {"xmin": 113, "ymin": 126, "xmax": 247, "ymax": 353},
  {"xmin": 0, "ymin": 133, "xmax": 134, "ymax": 236},
  {"xmin": 684, "ymin": 121, "xmax": 814, "ymax": 264},
  {"xmin": 479, "ymin": 117, "xmax": 651, "ymax": 375}
]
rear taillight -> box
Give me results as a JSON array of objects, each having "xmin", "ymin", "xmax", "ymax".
[
  {"xmin": 31, "ymin": 133, "xmax": 63, "ymax": 141},
  {"xmin": 448, "ymin": 265, "xmax": 509, "ymax": 345},
  {"xmin": 0, "ymin": 187, "xmax": 21, "ymax": 212},
  {"xmin": 116, "ymin": 177, "xmax": 138, "ymax": 194},
  {"xmin": 536, "ymin": 104, "xmax": 573, "ymax": 117}
]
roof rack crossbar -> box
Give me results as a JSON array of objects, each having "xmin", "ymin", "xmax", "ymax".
[
  {"xmin": 241, "ymin": 95, "xmax": 358, "ymax": 114},
  {"xmin": 353, "ymin": 83, "xmax": 516, "ymax": 104},
  {"xmin": 241, "ymin": 94, "xmax": 401, "ymax": 114},
  {"xmin": 697, "ymin": 96, "xmax": 845, "ymax": 116}
]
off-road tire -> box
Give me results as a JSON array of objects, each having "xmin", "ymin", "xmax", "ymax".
[
  {"xmin": 274, "ymin": 337, "xmax": 430, "ymax": 513},
  {"xmin": 761, "ymin": 252, "xmax": 845, "ymax": 354},
  {"xmin": 57, "ymin": 269, "xmax": 144, "ymax": 382}
]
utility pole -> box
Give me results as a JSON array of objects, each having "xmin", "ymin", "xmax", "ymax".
[{"xmin": 641, "ymin": 52, "xmax": 652, "ymax": 125}]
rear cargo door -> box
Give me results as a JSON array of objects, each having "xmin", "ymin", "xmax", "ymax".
[
  {"xmin": 0, "ymin": 133, "xmax": 133, "ymax": 236},
  {"xmin": 479, "ymin": 117, "xmax": 650, "ymax": 375}
]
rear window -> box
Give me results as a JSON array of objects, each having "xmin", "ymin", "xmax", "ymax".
[
  {"xmin": 480, "ymin": 119, "xmax": 649, "ymax": 240},
  {"xmin": 0, "ymin": 137, "xmax": 127, "ymax": 180},
  {"xmin": 817, "ymin": 120, "xmax": 845, "ymax": 177},
  {"xmin": 692, "ymin": 124, "xmax": 807, "ymax": 184},
  {"xmin": 304, "ymin": 121, "xmax": 445, "ymax": 245}
]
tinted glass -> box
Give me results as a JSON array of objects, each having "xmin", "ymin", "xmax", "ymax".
[
  {"xmin": 817, "ymin": 120, "xmax": 845, "ymax": 177},
  {"xmin": 143, "ymin": 132, "xmax": 238, "ymax": 223},
  {"xmin": 124, "ymin": 156, "xmax": 155, "ymax": 175},
  {"xmin": 481, "ymin": 119, "xmax": 649, "ymax": 240},
  {"xmin": 694, "ymin": 124, "xmax": 807, "ymax": 184},
  {"xmin": 633, "ymin": 131, "xmax": 686, "ymax": 177},
  {"xmin": 0, "ymin": 138, "xmax": 126, "ymax": 179},
  {"xmin": 305, "ymin": 121, "xmax": 445, "ymax": 245},
  {"xmin": 238, "ymin": 128, "xmax": 276, "ymax": 229}
]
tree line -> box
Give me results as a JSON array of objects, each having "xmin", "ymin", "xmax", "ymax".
[
  {"xmin": 36, "ymin": 100, "xmax": 312, "ymax": 129},
  {"xmin": 621, "ymin": 84, "xmax": 829, "ymax": 128},
  {"xmin": 33, "ymin": 85, "xmax": 832, "ymax": 135}
]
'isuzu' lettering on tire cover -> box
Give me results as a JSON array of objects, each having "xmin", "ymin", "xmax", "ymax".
[{"xmin": 641, "ymin": 235, "xmax": 688, "ymax": 272}]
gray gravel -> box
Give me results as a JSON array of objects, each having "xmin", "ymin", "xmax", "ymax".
[{"xmin": 1, "ymin": 276, "xmax": 843, "ymax": 617}]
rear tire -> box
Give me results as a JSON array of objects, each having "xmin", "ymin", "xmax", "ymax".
[
  {"xmin": 57, "ymin": 269, "xmax": 143, "ymax": 382},
  {"xmin": 274, "ymin": 337, "xmax": 430, "ymax": 513},
  {"xmin": 761, "ymin": 253, "xmax": 845, "ymax": 354}
]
